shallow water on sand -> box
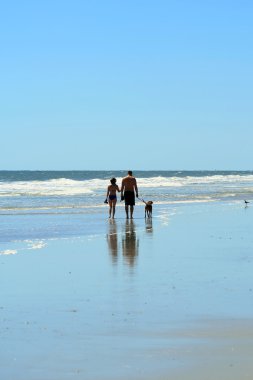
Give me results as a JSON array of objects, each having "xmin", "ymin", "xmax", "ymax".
[{"xmin": 1, "ymin": 203, "xmax": 253, "ymax": 379}]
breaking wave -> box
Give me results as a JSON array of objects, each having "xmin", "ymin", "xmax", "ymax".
[{"xmin": 1, "ymin": 174, "xmax": 253, "ymax": 197}]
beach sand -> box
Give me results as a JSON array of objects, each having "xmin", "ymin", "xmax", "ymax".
[{"xmin": 1, "ymin": 202, "xmax": 253, "ymax": 379}]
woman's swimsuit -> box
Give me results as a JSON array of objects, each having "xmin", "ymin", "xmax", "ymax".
[{"xmin": 109, "ymin": 195, "xmax": 117, "ymax": 201}]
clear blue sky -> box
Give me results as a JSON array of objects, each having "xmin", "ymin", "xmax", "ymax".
[{"xmin": 1, "ymin": 0, "xmax": 252, "ymax": 170}]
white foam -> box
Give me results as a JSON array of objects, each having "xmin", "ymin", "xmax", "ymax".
[
  {"xmin": 0, "ymin": 178, "xmax": 94, "ymax": 197},
  {"xmin": 25, "ymin": 240, "xmax": 46, "ymax": 250},
  {"xmin": 138, "ymin": 175, "xmax": 253, "ymax": 188},
  {"xmin": 1, "ymin": 174, "xmax": 253, "ymax": 198},
  {"xmin": 0, "ymin": 249, "xmax": 17, "ymax": 255}
]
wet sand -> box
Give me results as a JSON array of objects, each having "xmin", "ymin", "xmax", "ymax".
[{"xmin": 1, "ymin": 202, "xmax": 253, "ymax": 379}]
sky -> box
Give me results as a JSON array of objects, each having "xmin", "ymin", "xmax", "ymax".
[{"xmin": 1, "ymin": 0, "xmax": 253, "ymax": 170}]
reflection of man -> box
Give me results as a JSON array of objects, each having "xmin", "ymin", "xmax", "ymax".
[
  {"xmin": 107, "ymin": 220, "xmax": 118, "ymax": 264},
  {"xmin": 122, "ymin": 220, "xmax": 139, "ymax": 267},
  {"xmin": 121, "ymin": 171, "xmax": 138, "ymax": 219}
]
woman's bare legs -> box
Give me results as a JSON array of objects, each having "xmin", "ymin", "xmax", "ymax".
[{"xmin": 109, "ymin": 199, "xmax": 117, "ymax": 218}]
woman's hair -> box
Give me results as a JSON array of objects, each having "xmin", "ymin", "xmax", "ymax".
[{"xmin": 110, "ymin": 177, "xmax": 116, "ymax": 184}]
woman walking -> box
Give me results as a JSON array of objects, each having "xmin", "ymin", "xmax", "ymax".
[{"xmin": 105, "ymin": 178, "xmax": 121, "ymax": 219}]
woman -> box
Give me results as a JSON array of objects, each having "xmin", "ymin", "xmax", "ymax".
[{"xmin": 105, "ymin": 178, "xmax": 121, "ymax": 219}]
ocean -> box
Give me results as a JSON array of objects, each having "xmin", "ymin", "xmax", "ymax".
[
  {"xmin": 0, "ymin": 170, "xmax": 253, "ymax": 245},
  {"xmin": 2, "ymin": 171, "xmax": 253, "ymax": 380}
]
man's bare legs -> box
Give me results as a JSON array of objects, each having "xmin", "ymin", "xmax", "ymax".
[{"xmin": 125, "ymin": 205, "xmax": 134, "ymax": 219}]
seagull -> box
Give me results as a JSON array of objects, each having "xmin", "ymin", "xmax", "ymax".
[{"xmin": 244, "ymin": 200, "xmax": 250, "ymax": 205}]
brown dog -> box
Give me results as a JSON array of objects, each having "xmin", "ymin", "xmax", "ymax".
[{"xmin": 144, "ymin": 201, "xmax": 153, "ymax": 218}]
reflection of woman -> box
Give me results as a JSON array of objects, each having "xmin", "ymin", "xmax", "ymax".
[
  {"xmin": 107, "ymin": 220, "xmax": 118, "ymax": 264},
  {"xmin": 122, "ymin": 220, "xmax": 139, "ymax": 267},
  {"xmin": 105, "ymin": 178, "xmax": 121, "ymax": 219}
]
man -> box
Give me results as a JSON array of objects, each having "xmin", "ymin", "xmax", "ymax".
[{"xmin": 121, "ymin": 171, "xmax": 138, "ymax": 219}]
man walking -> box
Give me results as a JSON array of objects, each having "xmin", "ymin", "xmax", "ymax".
[{"xmin": 121, "ymin": 171, "xmax": 138, "ymax": 219}]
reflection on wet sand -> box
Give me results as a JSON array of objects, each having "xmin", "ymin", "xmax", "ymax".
[
  {"xmin": 107, "ymin": 220, "xmax": 119, "ymax": 264},
  {"xmin": 122, "ymin": 220, "xmax": 139, "ymax": 267},
  {"xmin": 145, "ymin": 218, "xmax": 153, "ymax": 234},
  {"xmin": 107, "ymin": 220, "xmax": 139, "ymax": 267}
]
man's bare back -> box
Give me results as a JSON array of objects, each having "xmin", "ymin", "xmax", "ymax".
[{"xmin": 121, "ymin": 175, "xmax": 137, "ymax": 192}]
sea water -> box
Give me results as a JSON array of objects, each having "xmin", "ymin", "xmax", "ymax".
[
  {"xmin": 1, "ymin": 171, "xmax": 253, "ymax": 380},
  {"xmin": 0, "ymin": 170, "xmax": 253, "ymax": 244}
]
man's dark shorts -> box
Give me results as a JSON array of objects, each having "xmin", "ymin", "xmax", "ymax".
[{"xmin": 124, "ymin": 191, "xmax": 135, "ymax": 206}]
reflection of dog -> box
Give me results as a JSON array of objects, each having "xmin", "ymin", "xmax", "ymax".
[{"xmin": 144, "ymin": 201, "xmax": 153, "ymax": 218}]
